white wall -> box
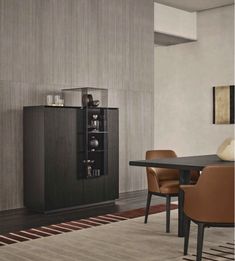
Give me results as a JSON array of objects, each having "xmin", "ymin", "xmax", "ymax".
[{"xmin": 154, "ymin": 5, "xmax": 234, "ymax": 156}]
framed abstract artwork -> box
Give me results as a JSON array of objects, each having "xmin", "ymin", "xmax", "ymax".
[{"xmin": 213, "ymin": 85, "xmax": 234, "ymax": 124}]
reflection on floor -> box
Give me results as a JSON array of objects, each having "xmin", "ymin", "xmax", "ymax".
[
  {"xmin": 0, "ymin": 204, "xmax": 178, "ymax": 247},
  {"xmin": 0, "ymin": 190, "xmax": 175, "ymax": 234}
]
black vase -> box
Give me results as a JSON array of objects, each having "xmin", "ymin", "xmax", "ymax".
[
  {"xmin": 82, "ymin": 94, "xmax": 93, "ymax": 107},
  {"xmin": 90, "ymin": 136, "xmax": 99, "ymax": 148}
]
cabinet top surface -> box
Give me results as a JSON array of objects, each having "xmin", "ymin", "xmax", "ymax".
[{"xmin": 24, "ymin": 106, "xmax": 118, "ymax": 110}]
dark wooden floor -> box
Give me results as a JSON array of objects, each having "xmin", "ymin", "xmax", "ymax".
[{"xmin": 0, "ymin": 190, "xmax": 173, "ymax": 235}]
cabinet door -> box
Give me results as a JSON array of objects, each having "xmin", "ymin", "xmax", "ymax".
[
  {"xmin": 105, "ymin": 109, "xmax": 119, "ymax": 200},
  {"xmin": 44, "ymin": 108, "xmax": 83, "ymax": 211},
  {"xmin": 23, "ymin": 107, "xmax": 45, "ymax": 212}
]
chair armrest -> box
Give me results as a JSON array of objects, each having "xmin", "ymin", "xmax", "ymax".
[
  {"xmin": 147, "ymin": 167, "xmax": 157, "ymax": 175},
  {"xmin": 180, "ymin": 185, "xmax": 195, "ymax": 192},
  {"xmin": 146, "ymin": 167, "xmax": 160, "ymax": 192}
]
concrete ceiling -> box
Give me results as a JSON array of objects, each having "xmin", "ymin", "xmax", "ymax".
[{"xmin": 155, "ymin": 0, "xmax": 234, "ymax": 12}]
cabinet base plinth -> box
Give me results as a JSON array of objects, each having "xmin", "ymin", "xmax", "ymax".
[{"xmin": 28, "ymin": 200, "xmax": 117, "ymax": 214}]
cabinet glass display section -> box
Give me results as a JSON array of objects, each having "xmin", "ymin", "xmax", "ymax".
[
  {"xmin": 61, "ymin": 87, "xmax": 108, "ymax": 108},
  {"xmin": 62, "ymin": 87, "xmax": 109, "ymax": 179},
  {"xmin": 23, "ymin": 104, "xmax": 119, "ymax": 212},
  {"xmin": 78, "ymin": 107, "xmax": 108, "ymax": 179}
]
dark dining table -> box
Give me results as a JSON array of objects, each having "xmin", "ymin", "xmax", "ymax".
[{"xmin": 129, "ymin": 154, "xmax": 234, "ymax": 237}]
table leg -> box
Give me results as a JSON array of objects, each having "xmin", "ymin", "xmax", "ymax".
[{"xmin": 178, "ymin": 169, "xmax": 191, "ymax": 237}]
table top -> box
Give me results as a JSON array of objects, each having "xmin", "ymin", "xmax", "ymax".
[{"xmin": 129, "ymin": 154, "xmax": 234, "ymax": 171}]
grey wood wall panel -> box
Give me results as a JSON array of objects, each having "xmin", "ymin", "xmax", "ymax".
[
  {"xmin": 0, "ymin": 81, "xmax": 60, "ymax": 210},
  {"xmin": 108, "ymin": 89, "xmax": 153, "ymax": 193},
  {"xmin": 41, "ymin": 0, "xmax": 72, "ymax": 85},
  {"xmin": 71, "ymin": 0, "xmax": 98, "ymax": 87},
  {"xmin": 0, "ymin": 0, "xmax": 153, "ymax": 210},
  {"xmin": 0, "ymin": 0, "xmax": 42, "ymax": 83}
]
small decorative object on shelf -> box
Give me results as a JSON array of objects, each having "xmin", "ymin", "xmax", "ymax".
[
  {"xmin": 82, "ymin": 160, "xmax": 102, "ymax": 178},
  {"xmin": 46, "ymin": 95, "xmax": 53, "ymax": 106},
  {"xmin": 54, "ymin": 95, "xmax": 64, "ymax": 106},
  {"xmin": 82, "ymin": 94, "xmax": 93, "ymax": 107},
  {"xmin": 83, "ymin": 159, "xmax": 95, "ymax": 178},
  {"xmin": 82, "ymin": 94, "xmax": 100, "ymax": 107},
  {"xmin": 46, "ymin": 94, "xmax": 64, "ymax": 106},
  {"xmin": 90, "ymin": 114, "xmax": 100, "ymax": 131},
  {"xmin": 92, "ymin": 169, "xmax": 100, "ymax": 177},
  {"xmin": 91, "ymin": 99, "xmax": 100, "ymax": 107},
  {"xmin": 90, "ymin": 136, "xmax": 99, "ymax": 150}
]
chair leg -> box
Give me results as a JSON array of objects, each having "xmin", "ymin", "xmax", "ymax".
[
  {"xmin": 196, "ymin": 223, "xmax": 205, "ymax": 261},
  {"xmin": 184, "ymin": 216, "xmax": 191, "ymax": 255},
  {"xmin": 166, "ymin": 195, "xmax": 171, "ymax": 233},
  {"xmin": 144, "ymin": 192, "xmax": 152, "ymax": 224}
]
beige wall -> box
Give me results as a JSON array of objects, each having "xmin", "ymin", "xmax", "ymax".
[
  {"xmin": 0, "ymin": 0, "xmax": 153, "ymax": 211},
  {"xmin": 154, "ymin": 5, "xmax": 234, "ymax": 156}
]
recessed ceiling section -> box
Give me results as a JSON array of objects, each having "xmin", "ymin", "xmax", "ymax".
[
  {"xmin": 155, "ymin": 0, "xmax": 234, "ymax": 12},
  {"xmin": 154, "ymin": 32, "xmax": 196, "ymax": 46},
  {"xmin": 154, "ymin": 3, "xmax": 197, "ymax": 46}
]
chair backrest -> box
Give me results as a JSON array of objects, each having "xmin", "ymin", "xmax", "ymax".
[
  {"xmin": 184, "ymin": 165, "xmax": 234, "ymax": 223},
  {"xmin": 145, "ymin": 150, "xmax": 179, "ymax": 192}
]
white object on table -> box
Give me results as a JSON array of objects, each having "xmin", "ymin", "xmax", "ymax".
[{"xmin": 217, "ymin": 138, "xmax": 235, "ymax": 161}]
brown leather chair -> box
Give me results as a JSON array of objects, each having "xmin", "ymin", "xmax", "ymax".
[
  {"xmin": 181, "ymin": 165, "xmax": 234, "ymax": 261},
  {"xmin": 145, "ymin": 150, "xmax": 200, "ymax": 233}
]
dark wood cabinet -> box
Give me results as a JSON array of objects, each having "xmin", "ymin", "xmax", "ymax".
[{"xmin": 23, "ymin": 106, "xmax": 119, "ymax": 212}]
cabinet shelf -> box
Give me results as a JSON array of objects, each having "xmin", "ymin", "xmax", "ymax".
[
  {"xmin": 88, "ymin": 150, "xmax": 104, "ymax": 153},
  {"xmin": 88, "ymin": 131, "xmax": 108, "ymax": 134},
  {"xmin": 78, "ymin": 131, "xmax": 108, "ymax": 134},
  {"xmin": 86, "ymin": 175, "xmax": 102, "ymax": 179}
]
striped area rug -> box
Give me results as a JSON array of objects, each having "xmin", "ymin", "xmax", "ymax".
[
  {"xmin": 183, "ymin": 242, "xmax": 235, "ymax": 261},
  {"xmin": 0, "ymin": 203, "xmax": 178, "ymax": 247},
  {"xmin": 0, "ymin": 207, "xmax": 233, "ymax": 261}
]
